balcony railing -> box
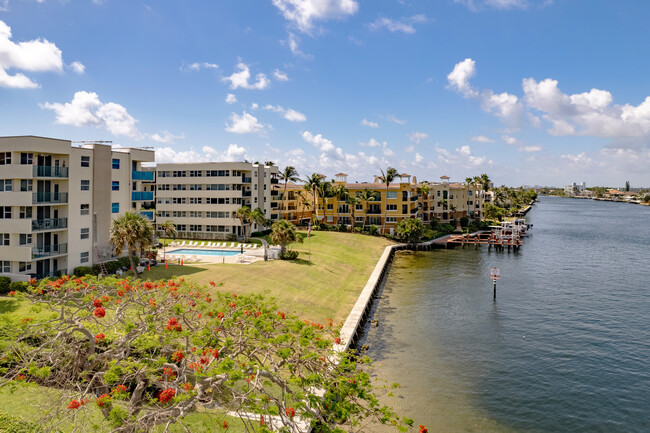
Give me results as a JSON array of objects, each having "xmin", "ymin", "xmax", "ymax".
[
  {"xmin": 367, "ymin": 209, "xmax": 381, "ymax": 214},
  {"xmin": 242, "ymin": 177, "xmax": 252, "ymax": 183},
  {"xmin": 411, "ymin": 196, "xmax": 419, "ymax": 202},
  {"xmin": 32, "ymin": 218, "xmax": 68, "ymax": 231},
  {"xmin": 132, "ymin": 170, "xmax": 155, "ymax": 181},
  {"xmin": 270, "ymin": 178, "xmax": 279, "ymax": 185},
  {"xmin": 132, "ymin": 191, "xmax": 154, "ymax": 201},
  {"xmin": 32, "ymin": 243, "xmax": 67, "ymax": 259},
  {"xmin": 270, "ymin": 190, "xmax": 279, "ymax": 196},
  {"xmin": 33, "ymin": 166, "xmax": 68, "ymax": 178},
  {"xmin": 33, "ymin": 192, "xmax": 68, "ymax": 204},
  {"xmin": 242, "ymin": 190, "xmax": 252, "ymax": 197},
  {"xmin": 31, "ymin": 269, "xmax": 67, "ymax": 280}
]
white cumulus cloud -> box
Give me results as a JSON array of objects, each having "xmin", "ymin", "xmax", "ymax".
[
  {"xmin": 273, "ymin": 69, "xmax": 289, "ymax": 81},
  {"xmin": 225, "ymin": 111, "xmax": 267, "ymax": 134},
  {"xmin": 225, "ymin": 93, "xmax": 237, "ymax": 104},
  {"xmin": 0, "ymin": 20, "xmax": 64, "ymax": 88},
  {"xmin": 68, "ymin": 61, "xmax": 85, "ymax": 74},
  {"xmin": 408, "ymin": 132, "xmax": 428, "ymax": 144},
  {"xmin": 361, "ymin": 118, "xmax": 379, "ymax": 128},
  {"xmin": 471, "ymin": 135, "xmax": 495, "ymax": 143},
  {"xmin": 263, "ymin": 104, "xmax": 307, "ymax": 122},
  {"xmin": 368, "ymin": 14, "xmax": 427, "ymax": 34},
  {"xmin": 149, "ymin": 131, "xmax": 185, "ymax": 144},
  {"xmin": 272, "ymin": 0, "xmax": 359, "ymax": 34},
  {"xmin": 40, "ymin": 91, "xmax": 142, "ymax": 139},
  {"xmin": 447, "ymin": 58, "xmax": 478, "ymax": 98},
  {"xmin": 223, "ymin": 62, "xmax": 270, "ymax": 90},
  {"xmin": 181, "ymin": 62, "xmax": 218, "ymax": 72}
]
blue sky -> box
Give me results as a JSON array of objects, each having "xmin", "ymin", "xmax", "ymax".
[{"xmin": 1, "ymin": 0, "xmax": 649, "ymax": 187}]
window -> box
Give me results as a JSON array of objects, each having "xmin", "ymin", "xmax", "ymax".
[
  {"xmin": 172, "ymin": 211, "xmax": 187, "ymax": 218},
  {"xmin": 111, "ymin": 203, "xmax": 119, "ymax": 213},
  {"xmin": 80, "ymin": 204, "xmax": 90, "ymax": 215},
  {"xmin": 157, "ymin": 184, "xmax": 170, "ymax": 191},
  {"xmin": 19, "ymin": 206, "xmax": 32, "ymax": 219},
  {"xmin": 172, "ymin": 171, "xmax": 186, "ymax": 177},
  {"xmin": 19, "ymin": 234, "xmax": 32, "ymax": 245},
  {"xmin": 157, "ymin": 198, "xmax": 171, "ymax": 204},
  {"xmin": 206, "ymin": 170, "xmax": 229, "ymax": 177},
  {"xmin": 189, "ymin": 225, "xmax": 202, "ymax": 232},
  {"xmin": 158, "ymin": 211, "xmax": 170, "ymax": 218},
  {"xmin": 19, "ymin": 262, "xmax": 31, "ymax": 272},
  {"xmin": 437, "ymin": 191, "xmax": 441, "ymax": 197},
  {"xmin": 112, "ymin": 158, "xmax": 120, "ymax": 169},
  {"xmin": 176, "ymin": 224, "xmax": 186, "ymax": 231},
  {"xmin": 326, "ymin": 216, "xmax": 334, "ymax": 222},
  {"xmin": 112, "ymin": 181, "xmax": 120, "ymax": 191},
  {"xmin": 206, "ymin": 225, "xmax": 227, "ymax": 232},
  {"xmin": 327, "ymin": 204, "xmax": 333, "ymax": 210},
  {"xmin": 20, "ymin": 179, "xmax": 32, "ymax": 191},
  {"xmin": 386, "ymin": 217, "xmax": 397, "ymax": 223},
  {"xmin": 402, "ymin": 205, "xmax": 408, "ymax": 214},
  {"xmin": 1, "ymin": 207, "xmax": 11, "ymax": 219},
  {"xmin": 387, "ymin": 191, "xmax": 397, "ymax": 199},
  {"xmin": 0, "ymin": 261, "xmax": 9, "ymax": 273},
  {"xmin": 0, "ymin": 180, "xmax": 11, "ymax": 191},
  {"xmin": 1, "ymin": 233, "xmax": 9, "ymax": 246},
  {"xmin": 20, "ymin": 153, "xmax": 33, "ymax": 165},
  {"xmin": 0, "ymin": 152, "xmax": 10, "ymax": 165},
  {"xmin": 158, "ymin": 171, "xmax": 170, "ymax": 178},
  {"xmin": 80, "ymin": 252, "xmax": 89, "ymax": 263},
  {"xmin": 356, "ymin": 204, "xmax": 363, "ymax": 211},
  {"xmin": 468, "ymin": 190, "xmax": 473, "ymax": 196},
  {"xmin": 207, "ymin": 211, "xmax": 229, "ymax": 218},
  {"xmin": 172, "ymin": 197, "xmax": 186, "ymax": 204},
  {"xmin": 172, "ymin": 184, "xmax": 187, "ymax": 191},
  {"xmin": 81, "ymin": 156, "xmax": 90, "ymax": 167},
  {"xmin": 189, "ymin": 184, "xmax": 202, "ymax": 191},
  {"xmin": 189, "ymin": 211, "xmax": 203, "ymax": 218},
  {"xmin": 189, "ymin": 170, "xmax": 202, "ymax": 177},
  {"xmin": 355, "ymin": 216, "xmax": 364, "ymax": 223},
  {"xmin": 81, "ymin": 228, "xmax": 90, "ymax": 239},
  {"xmin": 189, "ymin": 197, "xmax": 202, "ymax": 204},
  {"xmin": 386, "ymin": 204, "xmax": 397, "ymax": 211},
  {"xmin": 81, "ymin": 180, "xmax": 90, "ymax": 191}
]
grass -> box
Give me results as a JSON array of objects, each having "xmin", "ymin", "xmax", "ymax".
[{"xmin": 141, "ymin": 231, "xmax": 394, "ymax": 323}]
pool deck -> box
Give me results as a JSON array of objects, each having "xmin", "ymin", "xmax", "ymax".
[{"xmin": 158, "ymin": 243, "xmax": 274, "ymax": 265}]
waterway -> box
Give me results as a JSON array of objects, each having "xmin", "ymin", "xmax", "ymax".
[{"xmin": 361, "ymin": 196, "xmax": 650, "ymax": 432}]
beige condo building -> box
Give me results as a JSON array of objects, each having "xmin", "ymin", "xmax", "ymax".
[
  {"xmin": 0, "ymin": 136, "xmax": 155, "ymax": 281},
  {"xmin": 154, "ymin": 162, "xmax": 279, "ymax": 240}
]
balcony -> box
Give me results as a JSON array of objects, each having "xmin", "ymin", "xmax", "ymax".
[
  {"xmin": 32, "ymin": 218, "xmax": 68, "ymax": 231},
  {"xmin": 33, "ymin": 192, "xmax": 68, "ymax": 204},
  {"xmin": 411, "ymin": 208, "xmax": 418, "ymax": 214},
  {"xmin": 33, "ymin": 166, "xmax": 68, "ymax": 178},
  {"xmin": 242, "ymin": 190, "xmax": 252, "ymax": 197},
  {"xmin": 271, "ymin": 202, "xmax": 278, "ymax": 209},
  {"xmin": 132, "ymin": 191, "xmax": 154, "ymax": 201},
  {"xmin": 367, "ymin": 208, "xmax": 381, "ymax": 214},
  {"xmin": 241, "ymin": 177, "xmax": 252, "ymax": 183},
  {"xmin": 270, "ymin": 178, "xmax": 279, "ymax": 185},
  {"xmin": 271, "ymin": 190, "xmax": 279, "ymax": 196},
  {"xmin": 411, "ymin": 196, "xmax": 419, "ymax": 202},
  {"xmin": 31, "ymin": 269, "xmax": 67, "ymax": 280},
  {"xmin": 132, "ymin": 170, "xmax": 155, "ymax": 181},
  {"xmin": 32, "ymin": 243, "xmax": 67, "ymax": 259}
]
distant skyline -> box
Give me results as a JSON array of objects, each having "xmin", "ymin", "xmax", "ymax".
[{"xmin": 1, "ymin": 0, "xmax": 649, "ymax": 187}]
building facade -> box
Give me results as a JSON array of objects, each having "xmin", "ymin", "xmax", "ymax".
[
  {"xmin": 273, "ymin": 173, "xmax": 485, "ymax": 234},
  {"xmin": 0, "ymin": 136, "xmax": 154, "ymax": 281},
  {"xmin": 154, "ymin": 162, "xmax": 279, "ymax": 240}
]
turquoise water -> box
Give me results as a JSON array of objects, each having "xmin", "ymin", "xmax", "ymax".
[
  {"xmin": 362, "ymin": 197, "xmax": 650, "ymax": 432},
  {"xmin": 169, "ymin": 248, "xmax": 240, "ymax": 256}
]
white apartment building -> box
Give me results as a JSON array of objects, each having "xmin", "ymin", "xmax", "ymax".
[
  {"xmin": 0, "ymin": 136, "xmax": 154, "ymax": 281},
  {"xmin": 155, "ymin": 162, "xmax": 279, "ymax": 240}
]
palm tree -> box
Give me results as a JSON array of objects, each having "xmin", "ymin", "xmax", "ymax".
[
  {"xmin": 250, "ymin": 207, "xmax": 267, "ymax": 236},
  {"xmin": 297, "ymin": 191, "xmax": 311, "ymax": 223},
  {"xmin": 316, "ymin": 180, "xmax": 332, "ymax": 224},
  {"xmin": 331, "ymin": 183, "xmax": 349, "ymax": 226},
  {"xmin": 347, "ymin": 196, "xmax": 360, "ymax": 232},
  {"xmin": 269, "ymin": 220, "xmax": 303, "ymax": 255},
  {"xmin": 235, "ymin": 206, "xmax": 252, "ymax": 240},
  {"xmin": 479, "ymin": 173, "xmax": 491, "ymax": 192},
  {"xmin": 110, "ymin": 211, "xmax": 154, "ymax": 279},
  {"xmin": 358, "ymin": 188, "xmax": 376, "ymax": 230},
  {"xmin": 416, "ymin": 182, "xmax": 430, "ymax": 220},
  {"xmin": 160, "ymin": 220, "xmax": 176, "ymax": 264},
  {"xmin": 377, "ymin": 167, "xmax": 398, "ymax": 234},
  {"xmin": 279, "ymin": 166, "xmax": 300, "ymax": 212},
  {"xmin": 304, "ymin": 173, "xmax": 323, "ymax": 221}
]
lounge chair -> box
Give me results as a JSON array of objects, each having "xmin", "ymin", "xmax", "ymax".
[
  {"xmin": 206, "ymin": 242, "xmax": 213, "ymax": 247},
  {"xmin": 228, "ymin": 242, "xmax": 236, "ymax": 248},
  {"xmin": 215, "ymin": 242, "xmax": 223, "ymax": 247}
]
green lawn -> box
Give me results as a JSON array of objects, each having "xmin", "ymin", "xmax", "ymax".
[{"xmin": 141, "ymin": 231, "xmax": 393, "ymax": 323}]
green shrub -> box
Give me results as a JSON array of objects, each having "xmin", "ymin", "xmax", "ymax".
[
  {"xmin": 368, "ymin": 225, "xmax": 379, "ymax": 236},
  {"xmin": 9, "ymin": 281, "xmax": 28, "ymax": 293},
  {"xmin": 0, "ymin": 412, "xmax": 42, "ymax": 432},
  {"xmin": 338, "ymin": 224, "xmax": 348, "ymax": 232},
  {"xmin": 279, "ymin": 250, "xmax": 299, "ymax": 260},
  {"xmin": 354, "ymin": 226, "xmax": 363, "ymax": 233},
  {"xmin": 460, "ymin": 216, "xmax": 469, "ymax": 228},
  {"xmin": 0, "ymin": 276, "xmax": 11, "ymax": 294},
  {"xmin": 429, "ymin": 218, "xmax": 440, "ymax": 230},
  {"xmin": 73, "ymin": 266, "xmax": 93, "ymax": 277}
]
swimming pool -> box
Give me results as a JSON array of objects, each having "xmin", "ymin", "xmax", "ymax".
[{"xmin": 169, "ymin": 248, "xmax": 240, "ymax": 257}]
